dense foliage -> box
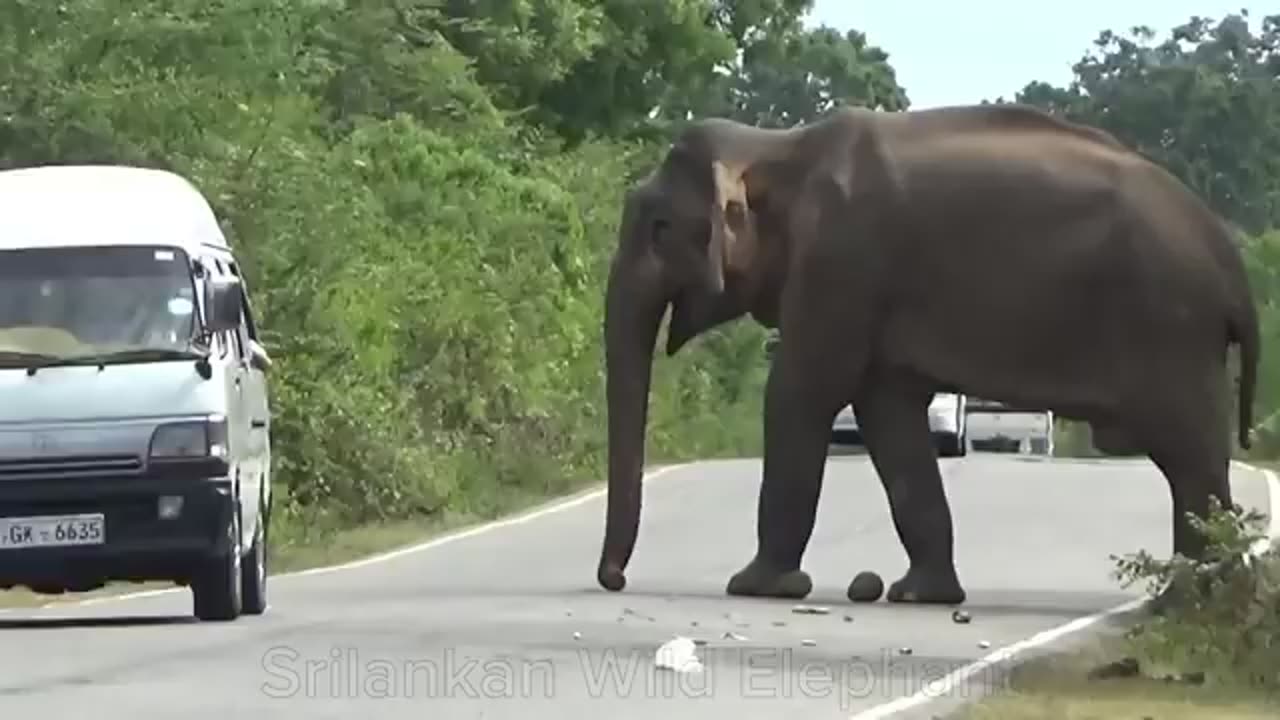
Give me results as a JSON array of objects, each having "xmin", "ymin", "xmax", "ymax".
[
  {"xmin": 0, "ymin": 0, "xmax": 907, "ymax": 548},
  {"xmin": 2, "ymin": 3, "xmax": 1279, "ymax": 575}
]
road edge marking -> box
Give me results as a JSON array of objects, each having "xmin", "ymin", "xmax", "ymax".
[
  {"xmin": 848, "ymin": 459, "xmax": 1280, "ymax": 720},
  {"xmin": 5, "ymin": 462, "xmax": 692, "ymax": 611}
]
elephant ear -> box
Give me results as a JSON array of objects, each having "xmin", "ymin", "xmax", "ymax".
[{"xmin": 706, "ymin": 160, "xmax": 750, "ymax": 294}]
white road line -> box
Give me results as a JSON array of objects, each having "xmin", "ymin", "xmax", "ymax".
[
  {"xmin": 4, "ymin": 462, "xmax": 691, "ymax": 611},
  {"xmin": 849, "ymin": 460, "xmax": 1280, "ymax": 720}
]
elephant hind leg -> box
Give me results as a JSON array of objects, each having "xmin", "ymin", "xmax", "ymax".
[
  {"xmin": 1137, "ymin": 380, "xmax": 1233, "ymax": 613},
  {"xmin": 855, "ymin": 372, "xmax": 965, "ymax": 605},
  {"xmin": 1142, "ymin": 391, "xmax": 1233, "ymax": 562}
]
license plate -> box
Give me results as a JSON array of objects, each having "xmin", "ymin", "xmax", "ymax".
[{"xmin": 0, "ymin": 514, "xmax": 105, "ymax": 550}]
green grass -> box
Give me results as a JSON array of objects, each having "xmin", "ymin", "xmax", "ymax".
[{"xmin": 952, "ymin": 633, "xmax": 1279, "ymax": 719}]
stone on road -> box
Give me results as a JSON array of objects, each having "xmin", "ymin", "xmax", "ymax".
[{"xmin": 0, "ymin": 454, "xmax": 1273, "ymax": 719}]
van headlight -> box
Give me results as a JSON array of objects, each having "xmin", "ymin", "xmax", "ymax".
[{"xmin": 149, "ymin": 416, "xmax": 228, "ymax": 459}]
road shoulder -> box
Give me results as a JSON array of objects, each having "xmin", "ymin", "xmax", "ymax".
[{"xmin": 946, "ymin": 626, "xmax": 1278, "ymax": 719}]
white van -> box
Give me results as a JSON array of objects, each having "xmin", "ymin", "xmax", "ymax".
[{"xmin": 0, "ymin": 165, "xmax": 273, "ymax": 622}]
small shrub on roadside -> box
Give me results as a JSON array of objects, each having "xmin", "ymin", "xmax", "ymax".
[{"xmin": 1110, "ymin": 498, "xmax": 1280, "ymax": 692}]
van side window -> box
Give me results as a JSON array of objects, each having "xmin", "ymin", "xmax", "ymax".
[{"xmin": 226, "ymin": 262, "xmax": 259, "ymax": 342}]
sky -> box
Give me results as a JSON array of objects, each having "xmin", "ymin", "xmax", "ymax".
[{"xmin": 804, "ymin": 1, "xmax": 1270, "ymax": 108}]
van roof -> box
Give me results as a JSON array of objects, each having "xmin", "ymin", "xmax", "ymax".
[{"xmin": 0, "ymin": 164, "xmax": 229, "ymax": 254}]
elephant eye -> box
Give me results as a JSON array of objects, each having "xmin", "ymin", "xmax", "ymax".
[{"xmin": 652, "ymin": 217, "xmax": 671, "ymax": 245}]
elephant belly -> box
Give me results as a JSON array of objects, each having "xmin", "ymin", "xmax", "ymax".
[{"xmin": 869, "ymin": 285, "xmax": 1199, "ymax": 419}]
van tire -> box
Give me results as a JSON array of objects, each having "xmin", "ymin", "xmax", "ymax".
[
  {"xmin": 192, "ymin": 503, "xmax": 243, "ymax": 622},
  {"xmin": 241, "ymin": 504, "xmax": 268, "ymax": 616}
]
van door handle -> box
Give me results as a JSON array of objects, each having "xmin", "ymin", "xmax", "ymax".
[{"xmin": 251, "ymin": 419, "xmax": 267, "ymax": 429}]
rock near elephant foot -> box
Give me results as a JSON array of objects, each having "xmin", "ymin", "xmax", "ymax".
[
  {"xmin": 885, "ymin": 567, "xmax": 966, "ymax": 605},
  {"xmin": 847, "ymin": 571, "xmax": 885, "ymax": 603},
  {"xmin": 725, "ymin": 558, "xmax": 813, "ymax": 599}
]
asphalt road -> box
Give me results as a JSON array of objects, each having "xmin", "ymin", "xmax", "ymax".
[{"xmin": 0, "ymin": 453, "xmax": 1275, "ymax": 720}]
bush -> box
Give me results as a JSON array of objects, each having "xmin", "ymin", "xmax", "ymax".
[
  {"xmin": 1111, "ymin": 499, "xmax": 1280, "ymax": 691},
  {"xmin": 0, "ymin": 1, "xmax": 772, "ymax": 555}
]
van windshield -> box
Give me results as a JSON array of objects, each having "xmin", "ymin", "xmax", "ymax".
[{"xmin": 0, "ymin": 245, "xmax": 201, "ymax": 365}]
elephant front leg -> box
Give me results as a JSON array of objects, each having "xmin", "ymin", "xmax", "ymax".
[
  {"xmin": 725, "ymin": 338, "xmax": 849, "ymax": 600},
  {"xmin": 855, "ymin": 377, "xmax": 966, "ymax": 605}
]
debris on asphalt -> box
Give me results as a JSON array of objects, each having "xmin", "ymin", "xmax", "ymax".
[
  {"xmin": 951, "ymin": 610, "xmax": 971, "ymax": 624},
  {"xmin": 801, "ymin": 639, "xmax": 817, "ymax": 647},
  {"xmin": 572, "ymin": 631, "xmax": 582, "ymax": 640},
  {"xmin": 655, "ymin": 636, "xmax": 704, "ymax": 673},
  {"xmin": 722, "ymin": 631, "xmax": 749, "ymax": 641},
  {"xmin": 622, "ymin": 607, "xmax": 656, "ymax": 622},
  {"xmin": 977, "ymin": 640, "xmax": 991, "ymax": 649},
  {"xmin": 898, "ymin": 647, "xmax": 913, "ymax": 655},
  {"xmin": 791, "ymin": 604, "xmax": 831, "ymax": 615},
  {"xmin": 771, "ymin": 620, "xmax": 787, "ymax": 627},
  {"xmin": 843, "ymin": 615, "xmax": 854, "ymax": 623}
]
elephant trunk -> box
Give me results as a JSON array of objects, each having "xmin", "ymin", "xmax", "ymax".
[{"xmin": 597, "ymin": 256, "xmax": 666, "ymax": 592}]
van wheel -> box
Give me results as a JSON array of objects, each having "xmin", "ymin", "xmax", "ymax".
[
  {"xmin": 192, "ymin": 504, "xmax": 243, "ymax": 622},
  {"xmin": 241, "ymin": 507, "xmax": 268, "ymax": 616}
]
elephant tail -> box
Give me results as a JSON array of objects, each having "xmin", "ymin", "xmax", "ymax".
[{"xmin": 1232, "ymin": 295, "xmax": 1260, "ymax": 451}]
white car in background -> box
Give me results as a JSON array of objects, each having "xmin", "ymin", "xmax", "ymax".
[
  {"xmin": 965, "ymin": 397, "xmax": 1055, "ymax": 455},
  {"xmin": 831, "ymin": 393, "xmax": 968, "ymax": 457}
]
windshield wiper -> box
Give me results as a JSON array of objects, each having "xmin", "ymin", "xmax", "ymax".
[
  {"xmin": 0, "ymin": 350, "xmax": 62, "ymax": 369},
  {"xmin": 36, "ymin": 348, "xmax": 206, "ymax": 368}
]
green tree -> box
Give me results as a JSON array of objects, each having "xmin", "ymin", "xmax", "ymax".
[
  {"xmin": 720, "ymin": 24, "xmax": 910, "ymax": 127},
  {"xmin": 429, "ymin": 0, "xmax": 908, "ymax": 142}
]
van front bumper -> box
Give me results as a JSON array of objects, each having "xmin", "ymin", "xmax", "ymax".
[{"xmin": 0, "ymin": 461, "xmax": 235, "ymax": 593}]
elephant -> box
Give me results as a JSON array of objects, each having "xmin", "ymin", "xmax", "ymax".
[{"xmin": 595, "ymin": 102, "xmax": 1260, "ymax": 607}]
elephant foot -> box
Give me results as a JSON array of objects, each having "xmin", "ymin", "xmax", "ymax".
[
  {"xmin": 726, "ymin": 558, "xmax": 813, "ymax": 599},
  {"xmin": 885, "ymin": 566, "xmax": 966, "ymax": 605}
]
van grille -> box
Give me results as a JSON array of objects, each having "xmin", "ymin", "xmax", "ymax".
[{"xmin": 0, "ymin": 454, "xmax": 143, "ymax": 480}]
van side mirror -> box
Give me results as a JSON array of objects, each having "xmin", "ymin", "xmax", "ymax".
[{"xmin": 204, "ymin": 276, "xmax": 243, "ymax": 333}]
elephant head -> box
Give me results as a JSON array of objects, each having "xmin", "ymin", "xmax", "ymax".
[{"xmin": 597, "ymin": 121, "xmax": 795, "ymax": 592}]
